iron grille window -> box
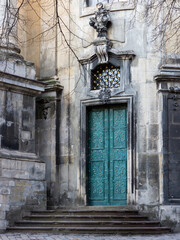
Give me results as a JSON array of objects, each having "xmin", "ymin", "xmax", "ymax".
[
  {"xmin": 91, "ymin": 64, "xmax": 120, "ymax": 90},
  {"xmin": 87, "ymin": 0, "xmax": 120, "ymax": 7}
]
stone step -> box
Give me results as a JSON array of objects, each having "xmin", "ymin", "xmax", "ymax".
[
  {"xmin": 7, "ymin": 208, "xmax": 171, "ymax": 234},
  {"xmin": 15, "ymin": 220, "xmax": 161, "ymax": 227},
  {"xmin": 31, "ymin": 209, "xmax": 139, "ymax": 215},
  {"xmin": 47, "ymin": 206, "xmax": 136, "ymax": 210},
  {"xmin": 7, "ymin": 226, "xmax": 171, "ymax": 234},
  {"xmin": 23, "ymin": 214, "xmax": 148, "ymax": 221}
]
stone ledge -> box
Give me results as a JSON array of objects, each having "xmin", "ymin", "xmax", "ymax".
[
  {"xmin": 154, "ymin": 64, "xmax": 180, "ymax": 82},
  {"xmin": 0, "ymin": 149, "xmax": 40, "ymax": 162},
  {"xmin": 0, "ymin": 44, "xmax": 37, "ymax": 79},
  {"xmin": 0, "ymin": 159, "xmax": 45, "ymax": 181},
  {"xmin": 0, "ymin": 71, "xmax": 45, "ymax": 96},
  {"xmin": 80, "ymin": 50, "xmax": 135, "ymax": 65}
]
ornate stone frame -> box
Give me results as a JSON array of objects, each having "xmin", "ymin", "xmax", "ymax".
[
  {"xmin": 79, "ymin": 51, "xmax": 136, "ymax": 205},
  {"xmin": 89, "ymin": 56, "xmax": 124, "ymax": 96},
  {"xmin": 155, "ymin": 65, "xmax": 180, "ymax": 205},
  {"xmin": 80, "ymin": 96, "xmax": 136, "ymax": 205},
  {"xmin": 80, "ymin": 50, "xmax": 135, "ymax": 99}
]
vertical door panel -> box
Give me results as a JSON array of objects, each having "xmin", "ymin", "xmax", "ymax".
[
  {"xmin": 88, "ymin": 109, "xmax": 109, "ymax": 205},
  {"xmin": 109, "ymin": 107, "xmax": 127, "ymax": 205},
  {"xmin": 168, "ymin": 99, "xmax": 180, "ymax": 201}
]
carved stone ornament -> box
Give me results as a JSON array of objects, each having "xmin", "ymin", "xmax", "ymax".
[
  {"xmin": 93, "ymin": 38, "xmax": 113, "ymax": 64},
  {"xmin": 98, "ymin": 87, "xmax": 111, "ymax": 103},
  {"xmin": 169, "ymin": 86, "xmax": 180, "ymax": 111},
  {"xmin": 38, "ymin": 99, "xmax": 51, "ymax": 120},
  {"xmin": 89, "ymin": 2, "xmax": 111, "ymax": 38},
  {"xmin": 169, "ymin": 86, "xmax": 180, "ymax": 93},
  {"xmin": 89, "ymin": 2, "xmax": 112, "ymax": 64}
]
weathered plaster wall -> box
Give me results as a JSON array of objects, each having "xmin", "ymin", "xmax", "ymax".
[
  {"xmin": 19, "ymin": 0, "xmax": 180, "ymax": 231},
  {"xmin": 53, "ymin": 0, "xmax": 163, "ymax": 207},
  {"xmin": 31, "ymin": 0, "xmax": 161, "ymax": 206},
  {"xmin": 18, "ymin": 0, "xmax": 41, "ymax": 77}
]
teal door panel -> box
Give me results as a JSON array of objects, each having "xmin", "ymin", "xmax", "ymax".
[
  {"xmin": 88, "ymin": 109, "xmax": 109, "ymax": 205},
  {"xmin": 88, "ymin": 105, "xmax": 127, "ymax": 206},
  {"xmin": 109, "ymin": 107, "xmax": 127, "ymax": 205}
]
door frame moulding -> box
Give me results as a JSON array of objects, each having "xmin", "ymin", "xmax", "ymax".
[
  {"xmin": 155, "ymin": 66, "xmax": 180, "ymax": 205},
  {"xmin": 80, "ymin": 95, "xmax": 136, "ymax": 206}
]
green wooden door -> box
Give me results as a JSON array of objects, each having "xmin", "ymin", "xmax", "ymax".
[{"xmin": 88, "ymin": 105, "xmax": 127, "ymax": 206}]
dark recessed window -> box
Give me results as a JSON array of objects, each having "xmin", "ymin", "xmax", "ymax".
[
  {"xmin": 91, "ymin": 64, "xmax": 120, "ymax": 90},
  {"xmin": 87, "ymin": 0, "xmax": 120, "ymax": 7}
]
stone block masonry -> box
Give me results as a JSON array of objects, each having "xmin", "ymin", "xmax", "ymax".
[
  {"xmin": 0, "ymin": 158, "xmax": 46, "ymax": 232},
  {"xmin": 0, "ymin": 48, "xmax": 46, "ymax": 232},
  {"xmin": 0, "ymin": 0, "xmax": 47, "ymax": 232}
]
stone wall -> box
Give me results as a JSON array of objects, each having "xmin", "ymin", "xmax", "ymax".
[
  {"xmin": 0, "ymin": 40, "xmax": 47, "ymax": 231},
  {"xmin": 0, "ymin": 158, "xmax": 46, "ymax": 230}
]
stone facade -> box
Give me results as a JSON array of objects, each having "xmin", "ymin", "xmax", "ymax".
[
  {"xmin": 0, "ymin": 53, "xmax": 47, "ymax": 232},
  {"xmin": 0, "ymin": 0, "xmax": 46, "ymax": 232},
  {"xmin": 0, "ymin": 0, "xmax": 180, "ymax": 233},
  {"xmin": 0, "ymin": 67, "xmax": 47, "ymax": 231}
]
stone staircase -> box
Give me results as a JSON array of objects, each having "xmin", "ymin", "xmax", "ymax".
[{"xmin": 7, "ymin": 207, "xmax": 171, "ymax": 234}]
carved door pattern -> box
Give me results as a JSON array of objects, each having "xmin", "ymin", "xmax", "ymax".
[{"xmin": 88, "ymin": 105, "xmax": 127, "ymax": 206}]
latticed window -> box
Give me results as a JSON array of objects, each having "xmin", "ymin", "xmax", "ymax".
[
  {"xmin": 87, "ymin": 0, "xmax": 120, "ymax": 7},
  {"xmin": 91, "ymin": 64, "xmax": 121, "ymax": 90}
]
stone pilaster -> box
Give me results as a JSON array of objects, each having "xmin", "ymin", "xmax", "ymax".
[{"xmin": 36, "ymin": 77, "xmax": 63, "ymax": 208}]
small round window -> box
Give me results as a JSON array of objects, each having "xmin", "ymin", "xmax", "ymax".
[{"xmin": 91, "ymin": 64, "xmax": 120, "ymax": 90}]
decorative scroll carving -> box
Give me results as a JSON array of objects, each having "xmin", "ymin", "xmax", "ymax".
[
  {"xmin": 98, "ymin": 87, "xmax": 111, "ymax": 103},
  {"xmin": 93, "ymin": 38, "xmax": 112, "ymax": 63},
  {"xmin": 89, "ymin": 3, "xmax": 112, "ymax": 64}
]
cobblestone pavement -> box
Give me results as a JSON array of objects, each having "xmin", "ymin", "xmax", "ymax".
[{"xmin": 0, "ymin": 233, "xmax": 180, "ymax": 240}]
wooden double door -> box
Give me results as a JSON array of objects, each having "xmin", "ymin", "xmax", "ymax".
[{"xmin": 87, "ymin": 105, "xmax": 127, "ymax": 206}]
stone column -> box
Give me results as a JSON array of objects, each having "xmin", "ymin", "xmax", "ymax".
[{"xmin": 36, "ymin": 77, "xmax": 63, "ymax": 208}]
